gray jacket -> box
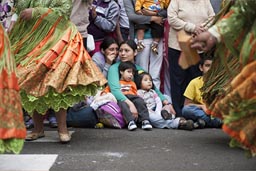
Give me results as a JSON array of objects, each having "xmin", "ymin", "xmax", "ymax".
[{"xmin": 123, "ymin": 0, "xmax": 166, "ymax": 40}]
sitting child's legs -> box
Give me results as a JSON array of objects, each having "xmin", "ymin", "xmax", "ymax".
[{"xmin": 182, "ymin": 105, "xmax": 222, "ymax": 128}]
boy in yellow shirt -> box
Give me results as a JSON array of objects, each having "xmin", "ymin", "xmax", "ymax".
[{"xmin": 182, "ymin": 56, "xmax": 222, "ymax": 128}]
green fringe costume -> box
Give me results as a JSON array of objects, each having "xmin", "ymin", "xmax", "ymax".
[{"xmin": 202, "ymin": 0, "xmax": 256, "ymax": 157}]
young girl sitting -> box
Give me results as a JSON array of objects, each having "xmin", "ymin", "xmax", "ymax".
[{"xmin": 135, "ymin": 71, "xmax": 194, "ymax": 130}]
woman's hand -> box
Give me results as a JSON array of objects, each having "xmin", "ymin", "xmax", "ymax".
[
  {"xmin": 105, "ymin": 53, "xmax": 117, "ymax": 65},
  {"xmin": 191, "ymin": 31, "xmax": 217, "ymax": 52},
  {"xmin": 141, "ymin": 9, "xmax": 157, "ymax": 16},
  {"xmin": 125, "ymin": 99, "xmax": 138, "ymax": 120},
  {"xmin": 151, "ymin": 16, "xmax": 164, "ymax": 26},
  {"xmin": 194, "ymin": 25, "xmax": 206, "ymax": 35},
  {"xmin": 20, "ymin": 8, "xmax": 33, "ymax": 20},
  {"xmin": 162, "ymin": 100, "xmax": 176, "ymax": 115},
  {"xmin": 135, "ymin": 10, "xmax": 143, "ymax": 15}
]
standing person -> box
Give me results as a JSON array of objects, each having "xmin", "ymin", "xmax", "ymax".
[
  {"xmin": 92, "ymin": 36, "xmax": 119, "ymax": 77},
  {"xmin": 87, "ymin": 0, "xmax": 120, "ymax": 55},
  {"xmin": 191, "ymin": 0, "xmax": 256, "ymax": 157},
  {"xmin": 116, "ymin": 0, "xmax": 130, "ymax": 43},
  {"xmin": 9, "ymin": 0, "xmax": 107, "ymax": 143},
  {"xmin": 103, "ymin": 61, "xmax": 153, "ymax": 131},
  {"xmin": 135, "ymin": 71, "xmax": 194, "ymax": 130},
  {"xmin": 167, "ymin": 0, "xmax": 215, "ymax": 116},
  {"xmin": 124, "ymin": 0, "xmax": 164, "ymax": 89},
  {"xmin": 107, "ymin": 40, "xmax": 176, "ymax": 129},
  {"xmin": 134, "ymin": 0, "xmax": 170, "ymax": 55},
  {"xmin": 70, "ymin": 0, "xmax": 92, "ymax": 51},
  {"xmin": 182, "ymin": 56, "xmax": 222, "ymax": 129},
  {"xmin": 0, "ymin": 24, "xmax": 26, "ymax": 154}
]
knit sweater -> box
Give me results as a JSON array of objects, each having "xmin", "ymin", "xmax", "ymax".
[{"xmin": 167, "ymin": 0, "xmax": 215, "ymax": 50}]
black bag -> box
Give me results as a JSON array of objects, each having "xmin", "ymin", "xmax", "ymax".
[{"xmin": 67, "ymin": 105, "xmax": 98, "ymax": 128}]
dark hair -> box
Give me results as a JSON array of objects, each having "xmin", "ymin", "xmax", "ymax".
[
  {"xmin": 134, "ymin": 71, "xmax": 155, "ymax": 90},
  {"xmin": 100, "ymin": 36, "xmax": 118, "ymax": 51},
  {"xmin": 118, "ymin": 61, "xmax": 137, "ymax": 74},
  {"xmin": 119, "ymin": 39, "xmax": 137, "ymax": 52},
  {"xmin": 200, "ymin": 53, "xmax": 213, "ymax": 66}
]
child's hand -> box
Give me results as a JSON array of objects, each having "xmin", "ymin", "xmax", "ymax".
[
  {"xmin": 136, "ymin": 10, "xmax": 143, "ymax": 15},
  {"xmin": 141, "ymin": 8, "xmax": 157, "ymax": 16},
  {"xmin": 125, "ymin": 99, "xmax": 138, "ymax": 119}
]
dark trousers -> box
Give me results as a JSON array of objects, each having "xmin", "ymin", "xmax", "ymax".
[
  {"xmin": 135, "ymin": 22, "xmax": 164, "ymax": 39},
  {"xmin": 120, "ymin": 27, "xmax": 129, "ymax": 41},
  {"xmin": 168, "ymin": 48, "xmax": 202, "ymax": 116},
  {"xmin": 83, "ymin": 37, "xmax": 87, "ymax": 50},
  {"xmin": 118, "ymin": 94, "xmax": 150, "ymax": 123}
]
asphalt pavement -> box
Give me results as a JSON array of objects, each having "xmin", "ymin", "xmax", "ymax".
[{"xmin": 11, "ymin": 127, "xmax": 256, "ymax": 171}]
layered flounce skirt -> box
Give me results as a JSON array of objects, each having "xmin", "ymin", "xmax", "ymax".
[{"xmin": 9, "ymin": 11, "xmax": 107, "ymax": 114}]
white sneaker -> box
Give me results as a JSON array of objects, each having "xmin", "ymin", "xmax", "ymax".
[
  {"xmin": 141, "ymin": 120, "xmax": 152, "ymax": 130},
  {"xmin": 128, "ymin": 121, "xmax": 137, "ymax": 131}
]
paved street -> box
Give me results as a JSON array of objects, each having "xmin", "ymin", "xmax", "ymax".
[{"xmin": 1, "ymin": 127, "xmax": 256, "ymax": 171}]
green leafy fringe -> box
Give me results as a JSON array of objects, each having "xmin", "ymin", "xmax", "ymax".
[
  {"xmin": 21, "ymin": 84, "xmax": 102, "ymax": 115},
  {"xmin": 0, "ymin": 139, "xmax": 24, "ymax": 154}
]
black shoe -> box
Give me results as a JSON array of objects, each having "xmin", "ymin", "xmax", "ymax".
[
  {"xmin": 49, "ymin": 117, "xmax": 58, "ymax": 128},
  {"xmin": 25, "ymin": 118, "xmax": 34, "ymax": 129},
  {"xmin": 178, "ymin": 119, "xmax": 194, "ymax": 131},
  {"xmin": 161, "ymin": 110, "xmax": 172, "ymax": 120},
  {"xmin": 193, "ymin": 119, "xmax": 206, "ymax": 129}
]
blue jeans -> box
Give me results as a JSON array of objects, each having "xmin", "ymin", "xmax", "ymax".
[
  {"xmin": 182, "ymin": 105, "xmax": 222, "ymax": 128},
  {"xmin": 168, "ymin": 48, "xmax": 202, "ymax": 116}
]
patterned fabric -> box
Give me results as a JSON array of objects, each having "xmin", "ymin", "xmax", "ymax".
[
  {"xmin": 0, "ymin": 25, "xmax": 26, "ymax": 154},
  {"xmin": 202, "ymin": 0, "xmax": 256, "ymax": 157},
  {"xmin": 9, "ymin": 0, "xmax": 107, "ymax": 114}
]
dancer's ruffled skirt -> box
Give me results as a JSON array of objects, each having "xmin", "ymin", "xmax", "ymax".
[
  {"xmin": 0, "ymin": 25, "xmax": 26, "ymax": 154},
  {"xmin": 9, "ymin": 12, "xmax": 107, "ymax": 114}
]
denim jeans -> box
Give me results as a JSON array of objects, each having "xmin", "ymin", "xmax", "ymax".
[
  {"xmin": 149, "ymin": 111, "xmax": 180, "ymax": 129},
  {"xmin": 182, "ymin": 105, "xmax": 222, "ymax": 128}
]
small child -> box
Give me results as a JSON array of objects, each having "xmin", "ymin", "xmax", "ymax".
[
  {"xmin": 102, "ymin": 61, "xmax": 153, "ymax": 131},
  {"xmin": 134, "ymin": 0, "xmax": 170, "ymax": 55},
  {"xmin": 182, "ymin": 55, "xmax": 222, "ymax": 129},
  {"xmin": 135, "ymin": 71, "xmax": 194, "ymax": 130}
]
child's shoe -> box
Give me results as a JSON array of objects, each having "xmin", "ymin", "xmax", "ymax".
[
  {"xmin": 178, "ymin": 118, "xmax": 194, "ymax": 131},
  {"xmin": 128, "ymin": 120, "xmax": 137, "ymax": 131},
  {"xmin": 161, "ymin": 110, "xmax": 172, "ymax": 120},
  {"xmin": 193, "ymin": 118, "xmax": 206, "ymax": 129},
  {"xmin": 151, "ymin": 42, "xmax": 159, "ymax": 55},
  {"xmin": 137, "ymin": 40, "xmax": 145, "ymax": 52},
  {"xmin": 141, "ymin": 120, "xmax": 152, "ymax": 130}
]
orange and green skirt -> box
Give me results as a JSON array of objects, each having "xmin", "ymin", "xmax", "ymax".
[
  {"xmin": 0, "ymin": 25, "xmax": 26, "ymax": 154},
  {"xmin": 9, "ymin": 10, "xmax": 107, "ymax": 115}
]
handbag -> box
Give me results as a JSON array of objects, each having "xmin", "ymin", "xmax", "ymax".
[{"xmin": 87, "ymin": 34, "xmax": 95, "ymax": 52}]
